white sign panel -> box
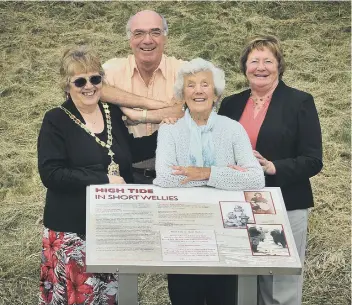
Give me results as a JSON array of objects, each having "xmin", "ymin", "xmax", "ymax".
[{"xmin": 86, "ymin": 185, "xmax": 301, "ymax": 275}]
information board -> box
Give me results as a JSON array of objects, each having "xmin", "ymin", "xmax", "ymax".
[{"xmin": 86, "ymin": 185, "xmax": 301, "ymax": 275}]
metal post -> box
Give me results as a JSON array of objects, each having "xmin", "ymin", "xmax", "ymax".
[
  {"xmin": 118, "ymin": 274, "xmax": 139, "ymax": 305},
  {"xmin": 237, "ymin": 275, "xmax": 257, "ymax": 305}
]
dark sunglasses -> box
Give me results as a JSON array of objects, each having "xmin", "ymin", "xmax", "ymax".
[{"xmin": 71, "ymin": 75, "xmax": 102, "ymax": 88}]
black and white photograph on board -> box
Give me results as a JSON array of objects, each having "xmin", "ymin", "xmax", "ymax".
[
  {"xmin": 247, "ymin": 224, "xmax": 290, "ymax": 256},
  {"xmin": 219, "ymin": 201, "xmax": 255, "ymax": 228},
  {"xmin": 244, "ymin": 191, "xmax": 276, "ymax": 214}
]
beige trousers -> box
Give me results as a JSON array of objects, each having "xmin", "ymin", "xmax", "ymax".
[{"xmin": 258, "ymin": 209, "xmax": 309, "ymax": 305}]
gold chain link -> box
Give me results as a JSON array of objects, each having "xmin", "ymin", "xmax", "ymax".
[{"xmin": 59, "ymin": 103, "xmax": 120, "ymax": 176}]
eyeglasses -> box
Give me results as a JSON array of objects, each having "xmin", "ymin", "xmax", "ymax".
[
  {"xmin": 131, "ymin": 29, "xmax": 164, "ymax": 40},
  {"xmin": 70, "ymin": 75, "xmax": 102, "ymax": 88}
]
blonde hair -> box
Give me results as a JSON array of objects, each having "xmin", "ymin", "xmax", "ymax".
[
  {"xmin": 59, "ymin": 45, "xmax": 104, "ymax": 92},
  {"xmin": 239, "ymin": 35, "xmax": 285, "ymax": 79}
]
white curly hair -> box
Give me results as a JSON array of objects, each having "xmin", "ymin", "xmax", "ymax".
[{"xmin": 174, "ymin": 58, "xmax": 225, "ymax": 101}]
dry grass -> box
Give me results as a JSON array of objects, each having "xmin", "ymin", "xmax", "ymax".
[{"xmin": 0, "ymin": 2, "xmax": 350, "ymax": 305}]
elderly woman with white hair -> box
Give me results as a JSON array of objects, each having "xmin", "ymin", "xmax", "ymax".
[{"xmin": 153, "ymin": 58, "xmax": 265, "ymax": 305}]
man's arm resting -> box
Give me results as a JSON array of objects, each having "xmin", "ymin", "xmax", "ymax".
[
  {"xmin": 101, "ymin": 84, "xmax": 169, "ymax": 110},
  {"xmin": 121, "ymin": 103, "xmax": 184, "ymax": 124}
]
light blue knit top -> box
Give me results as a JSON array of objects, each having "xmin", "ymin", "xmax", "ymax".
[{"xmin": 153, "ymin": 113, "xmax": 265, "ymax": 191}]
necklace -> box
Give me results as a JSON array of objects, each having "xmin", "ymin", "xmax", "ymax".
[
  {"xmin": 250, "ymin": 94, "xmax": 271, "ymax": 104},
  {"xmin": 59, "ymin": 103, "xmax": 120, "ymax": 176},
  {"xmin": 250, "ymin": 93, "xmax": 272, "ymax": 111}
]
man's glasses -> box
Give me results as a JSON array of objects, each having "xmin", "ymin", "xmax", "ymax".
[
  {"xmin": 70, "ymin": 75, "xmax": 102, "ymax": 88},
  {"xmin": 131, "ymin": 29, "xmax": 164, "ymax": 40}
]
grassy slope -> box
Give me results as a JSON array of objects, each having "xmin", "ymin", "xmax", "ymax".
[{"xmin": 0, "ymin": 2, "xmax": 350, "ymax": 304}]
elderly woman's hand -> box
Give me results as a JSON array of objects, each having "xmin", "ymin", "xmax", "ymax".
[
  {"xmin": 253, "ymin": 150, "xmax": 276, "ymax": 175},
  {"xmin": 227, "ymin": 164, "xmax": 248, "ymax": 172},
  {"xmin": 172, "ymin": 166, "xmax": 211, "ymax": 184}
]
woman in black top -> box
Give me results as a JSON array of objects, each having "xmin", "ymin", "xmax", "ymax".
[
  {"xmin": 218, "ymin": 35, "xmax": 322, "ymax": 305},
  {"xmin": 37, "ymin": 46, "xmax": 157, "ymax": 305}
]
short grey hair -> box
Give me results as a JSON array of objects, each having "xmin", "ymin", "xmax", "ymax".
[
  {"xmin": 126, "ymin": 12, "xmax": 169, "ymax": 39},
  {"xmin": 174, "ymin": 58, "xmax": 225, "ymax": 101}
]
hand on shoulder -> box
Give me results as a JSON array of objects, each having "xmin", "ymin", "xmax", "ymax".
[{"xmin": 160, "ymin": 117, "xmax": 179, "ymax": 125}]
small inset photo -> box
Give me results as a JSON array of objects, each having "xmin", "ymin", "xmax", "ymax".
[
  {"xmin": 219, "ymin": 201, "xmax": 255, "ymax": 229},
  {"xmin": 244, "ymin": 191, "xmax": 276, "ymax": 214},
  {"xmin": 247, "ymin": 224, "xmax": 290, "ymax": 256}
]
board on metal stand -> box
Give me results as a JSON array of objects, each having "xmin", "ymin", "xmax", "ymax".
[{"xmin": 86, "ymin": 186, "xmax": 301, "ymax": 305}]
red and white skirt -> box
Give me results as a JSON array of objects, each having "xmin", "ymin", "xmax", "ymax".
[{"xmin": 39, "ymin": 227, "xmax": 118, "ymax": 305}]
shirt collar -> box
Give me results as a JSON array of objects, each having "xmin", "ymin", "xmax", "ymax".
[{"xmin": 129, "ymin": 54, "xmax": 166, "ymax": 79}]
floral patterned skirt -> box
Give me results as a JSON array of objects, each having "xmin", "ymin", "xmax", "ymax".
[{"xmin": 39, "ymin": 227, "xmax": 118, "ymax": 305}]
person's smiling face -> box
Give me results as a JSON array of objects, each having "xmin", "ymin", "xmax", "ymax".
[
  {"xmin": 129, "ymin": 11, "xmax": 166, "ymax": 66},
  {"xmin": 68, "ymin": 71, "xmax": 102, "ymax": 108},
  {"xmin": 183, "ymin": 70, "xmax": 217, "ymax": 117},
  {"xmin": 246, "ymin": 47, "xmax": 279, "ymax": 91}
]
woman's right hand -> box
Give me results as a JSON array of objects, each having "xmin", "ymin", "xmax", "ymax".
[
  {"xmin": 253, "ymin": 150, "xmax": 276, "ymax": 175},
  {"xmin": 227, "ymin": 164, "xmax": 248, "ymax": 172},
  {"xmin": 108, "ymin": 175, "xmax": 126, "ymax": 184}
]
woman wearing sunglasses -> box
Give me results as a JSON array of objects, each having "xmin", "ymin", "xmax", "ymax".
[{"xmin": 37, "ymin": 46, "xmax": 157, "ymax": 305}]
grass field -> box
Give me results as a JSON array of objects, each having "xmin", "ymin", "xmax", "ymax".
[{"xmin": 0, "ymin": 2, "xmax": 350, "ymax": 305}]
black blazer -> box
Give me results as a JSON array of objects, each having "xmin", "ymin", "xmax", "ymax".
[
  {"xmin": 218, "ymin": 81, "xmax": 323, "ymax": 211},
  {"xmin": 38, "ymin": 99, "xmax": 157, "ymax": 234}
]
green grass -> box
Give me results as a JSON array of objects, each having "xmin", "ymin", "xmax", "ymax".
[{"xmin": 0, "ymin": 2, "xmax": 350, "ymax": 304}]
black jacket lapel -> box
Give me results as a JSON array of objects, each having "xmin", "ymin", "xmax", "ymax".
[
  {"xmin": 227, "ymin": 89, "xmax": 250, "ymax": 121},
  {"xmin": 256, "ymin": 81, "xmax": 286, "ymax": 157}
]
